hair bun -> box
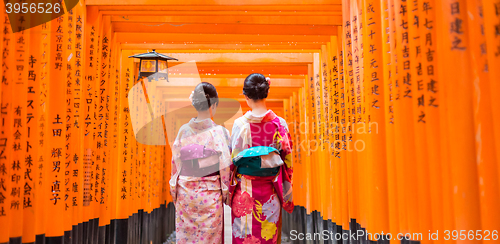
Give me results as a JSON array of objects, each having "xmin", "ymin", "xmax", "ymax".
[
  {"xmin": 191, "ymin": 82, "xmax": 220, "ymax": 111},
  {"xmin": 243, "ymin": 73, "xmax": 270, "ymax": 100}
]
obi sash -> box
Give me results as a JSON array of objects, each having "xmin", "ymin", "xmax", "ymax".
[
  {"xmin": 179, "ymin": 144, "xmax": 220, "ymax": 177},
  {"xmin": 233, "ymin": 146, "xmax": 284, "ymax": 177}
]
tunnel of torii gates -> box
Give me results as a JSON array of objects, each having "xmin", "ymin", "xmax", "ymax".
[{"xmin": 0, "ymin": 0, "xmax": 500, "ymax": 243}]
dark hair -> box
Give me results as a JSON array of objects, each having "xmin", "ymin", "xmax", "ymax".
[
  {"xmin": 192, "ymin": 82, "xmax": 219, "ymax": 111},
  {"xmin": 243, "ymin": 73, "xmax": 269, "ymax": 100}
]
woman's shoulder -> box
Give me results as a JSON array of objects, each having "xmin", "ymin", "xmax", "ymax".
[
  {"xmin": 177, "ymin": 123, "xmax": 192, "ymax": 134},
  {"xmin": 174, "ymin": 124, "xmax": 192, "ymax": 141},
  {"xmin": 275, "ymin": 115, "xmax": 289, "ymax": 131},
  {"xmin": 212, "ymin": 124, "xmax": 230, "ymax": 135},
  {"xmin": 232, "ymin": 116, "xmax": 250, "ymax": 128}
]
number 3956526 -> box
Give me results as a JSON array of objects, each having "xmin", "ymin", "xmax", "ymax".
[
  {"xmin": 443, "ymin": 230, "xmax": 498, "ymax": 241},
  {"xmin": 5, "ymin": 2, "xmax": 62, "ymax": 14}
]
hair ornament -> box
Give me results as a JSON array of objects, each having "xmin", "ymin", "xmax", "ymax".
[{"xmin": 189, "ymin": 91, "xmax": 194, "ymax": 103}]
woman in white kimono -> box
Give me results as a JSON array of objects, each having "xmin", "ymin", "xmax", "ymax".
[{"xmin": 169, "ymin": 82, "xmax": 231, "ymax": 244}]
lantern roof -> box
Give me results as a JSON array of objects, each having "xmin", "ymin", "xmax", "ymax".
[{"xmin": 128, "ymin": 49, "xmax": 178, "ymax": 61}]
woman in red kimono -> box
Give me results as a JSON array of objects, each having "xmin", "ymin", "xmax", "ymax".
[{"xmin": 229, "ymin": 73, "xmax": 294, "ymax": 244}]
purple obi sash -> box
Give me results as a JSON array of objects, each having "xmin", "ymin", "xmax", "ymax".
[{"xmin": 179, "ymin": 144, "xmax": 220, "ymax": 177}]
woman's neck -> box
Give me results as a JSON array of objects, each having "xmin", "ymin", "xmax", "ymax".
[
  {"xmin": 251, "ymin": 100, "xmax": 268, "ymax": 115},
  {"xmin": 196, "ymin": 110, "xmax": 211, "ymax": 121}
]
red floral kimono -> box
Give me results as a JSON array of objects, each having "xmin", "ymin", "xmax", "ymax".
[{"xmin": 229, "ymin": 110, "xmax": 293, "ymax": 244}]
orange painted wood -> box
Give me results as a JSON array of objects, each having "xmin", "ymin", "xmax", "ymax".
[
  {"xmin": 436, "ymin": 0, "xmax": 482, "ymax": 242},
  {"xmin": 393, "ymin": 0, "xmax": 414, "ymax": 234},
  {"xmin": 97, "ymin": 15, "xmax": 112, "ymax": 227},
  {"xmin": 482, "ymin": 0, "xmax": 500, "ymax": 189},
  {"xmin": 130, "ymin": 52, "xmax": 314, "ymax": 64},
  {"xmin": 312, "ymin": 54, "xmax": 322, "ymax": 215},
  {"xmin": 121, "ymin": 44, "xmax": 322, "ymax": 53},
  {"xmin": 0, "ymin": 2, "xmax": 2, "ymax": 112},
  {"xmin": 337, "ymin": 23, "xmax": 349, "ymax": 230},
  {"xmin": 343, "ymin": 0, "xmax": 360, "ymax": 228},
  {"xmin": 382, "ymin": 0, "xmax": 401, "ymax": 241},
  {"xmin": 117, "ymin": 50, "xmax": 134, "ymax": 219},
  {"xmin": 106, "ymin": 10, "xmax": 342, "ymax": 17},
  {"xmin": 0, "ymin": 10, "xmax": 14, "ymax": 243},
  {"xmin": 362, "ymin": 0, "xmax": 390, "ymax": 237},
  {"xmin": 320, "ymin": 45, "xmax": 330, "ymax": 220},
  {"xmin": 331, "ymin": 34, "xmax": 343, "ymax": 227},
  {"xmin": 418, "ymin": 0, "xmax": 444, "ymax": 242},
  {"xmin": 10, "ymin": 9, "xmax": 29, "ymax": 240},
  {"xmin": 91, "ymin": 12, "xmax": 104, "ymax": 222},
  {"xmin": 349, "ymin": 0, "xmax": 362, "ymax": 228},
  {"xmin": 71, "ymin": 0, "xmax": 86, "ymax": 228},
  {"xmin": 298, "ymin": 88, "xmax": 307, "ymax": 208},
  {"xmin": 46, "ymin": 15, "xmax": 67, "ymax": 237},
  {"xmin": 407, "ymin": 0, "xmax": 432, "ymax": 241},
  {"xmin": 466, "ymin": 0, "xmax": 500, "ymax": 236},
  {"xmin": 290, "ymin": 92, "xmax": 302, "ymax": 207},
  {"xmin": 97, "ymin": 4, "xmax": 342, "ymax": 11},
  {"xmin": 87, "ymin": 0, "xmax": 342, "ymax": 6},
  {"xmin": 303, "ymin": 73, "xmax": 313, "ymax": 215},
  {"xmin": 116, "ymin": 33, "xmax": 332, "ymax": 44},
  {"xmin": 83, "ymin": 6, "xmax": 101, "ymax": 223},
  {"xmin": 109, "ymin": 15, "xmax": 341, "ymax": 25},
  {"xmin": 35, "ymin": 20, "xmax": 52, "ymax": 237},
  {"xmin": 325, "ymin": 42, "xmax": 335, "ymax": 221},
  {"xmin": 64, "ymin": 7, "xmax": 76, "ymax": 232},
  {"xmin": 107, "ymin": 31, "xmax": 119, "ymax": 223},
  {"xmin": 24, "ymin": 24, "xmax": 41, "ymax": 243},
  {"xmin": 111, "ymin": 23, "xmax": 338, "ymax": 36}
]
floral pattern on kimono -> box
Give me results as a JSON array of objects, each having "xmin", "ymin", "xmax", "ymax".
[
  {"xmin": 242, "ymin": 236, "xmax": 261, "ymax": 244},
  {"xmin": 232, "ymin": 216, "xmax": 252, "ymax": 239},
  {"xmin": 262, "ymin": 195, "xmax": 280, "ymax": 224},
  {"xmin": 175, "ymin": 175, "xmax": 223, "ymax": 244},
  {"xmin": 169, "ymin": 118, "xmax": 232, "ymax": 244},
  {"xmin": 232, "ymin": 191, "xmax": 255, "ymax": 217},
  {"xmin": 229, "ymin": 110, "xmax": 294, "ymax": 244}
]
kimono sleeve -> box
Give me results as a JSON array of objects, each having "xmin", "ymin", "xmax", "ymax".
[
  {"xmin": 278, "ymin": 117, "xmax": 293, "ymax": 171},
  {"xmin": 170, "ymin": 129, "xmax": 183, "ymax": 178},
  {"xmin": 169, "ymin": 126, "xmax": 186, "ymax": 202},
  {"xmin": 278, "ymin": 117, "xmax": 294, "ymax": 212},
  {"xmin": 218, "ymin": 126, "xmax": 232, "ymax": 204},
  {"xmin": 230, "ymin": 119, "xmax": 251, "ymax": 159}
]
